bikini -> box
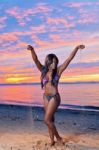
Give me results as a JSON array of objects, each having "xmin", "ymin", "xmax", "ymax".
[{"xmin": 42, "ymin": 66, "xmax": 60, "ymax": 101}]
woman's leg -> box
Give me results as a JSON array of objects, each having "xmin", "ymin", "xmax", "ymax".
[
  {"xmin": 43, "ymin": 94, "xmax": 55, "ymax": 145},
  {"xmin": 44, "ymin": 95, "xmax": 63, "ymax": 145}
]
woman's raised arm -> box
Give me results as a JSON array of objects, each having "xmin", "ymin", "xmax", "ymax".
[
  {"xmin": 27, "ymin": 45, "xmax": 43, "ymax": 72},
  {"xmin": 57, "ymin": 44, "xmax": 85, "ymax": 76}
]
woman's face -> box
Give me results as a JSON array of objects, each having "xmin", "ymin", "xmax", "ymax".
[{"xmin": 48, "ymin": 58, "xmax": 57, "ymax": 70}]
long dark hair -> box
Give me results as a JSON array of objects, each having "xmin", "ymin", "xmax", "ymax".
[{"xmin": 41, "ymin": 54, "xmax": 59, "ymax": 89}]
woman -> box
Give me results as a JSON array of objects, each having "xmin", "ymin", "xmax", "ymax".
[{"xmin": 27, "ymin": 44, "xmax": 85, "ymax": 146}]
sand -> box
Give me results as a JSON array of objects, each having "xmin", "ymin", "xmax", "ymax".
[
  {"xmin": 0, "ymin": 104, "xmax": 99, "ymax": 150},
  {"xmin": 0, "ymin": 132, "xmax": 99, "ymax": 150}
]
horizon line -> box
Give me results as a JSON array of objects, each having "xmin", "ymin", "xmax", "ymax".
[{"xmin": 0, "ymin": 81, "xmax": 99, "ymax": 85}]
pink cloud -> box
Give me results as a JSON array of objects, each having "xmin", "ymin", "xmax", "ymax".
[
  {"xmin": 67, "ymin": 2, "xmax": 85, "ymax": 8},
  {"xmin": 0, "ymin": 32, "xmax": 18, "ymax": 42},
  {"xmin": 64, "ymin": 2, "xmax": 99, "ymax": 25},
  {"xmin": 0, "ymin": 16, "xmax": 7, "ymax": 23},
  {"xmin": 67, "ymin": 15, "xmax": 75, "ymax": 20},
  {"xmin": 30, "ymin": 29, "xmax": 99, "ymax": 50},
  {"xmin": 34, "ymin": 3, "xmax": 52, "ymax": 14},
  {"xmin": 78, "ymin": 18, "xmax": 95, "ymax": 24},
  {"xmin": 0, "ymin": 16, "xmax": 7, "ymax": 29},
  {"xmin": 2, "ymin": 42, "xmax": 28, "ymax": 54},
  {"xmin": 31, "ymin": 38, "xmax": 78, "ymax": 49},
  {"xmin": 0, "ymin": 29, "xmax": 99, "ymax": 54},
  {"xmin": 6, "ymin": 7, "xmax": 26, "ymax": 26},
  {"xmin": 0, "ymin": 24, "xmax": 6, "ymax": 29},
  {"xmin": 47, "ymin": 17, "xmax": 75, "ymax": 29},
  {"xmin": 49, "ymin": 34, "xmax": 61, "ymax": 41},
  {"xmin": 0, "ymin": 66, "xmax": 16, "ymax": 74},
  {"xmin": 0, "ymin": 31, "xmax": 31, "ymax": 52},
  {"xmin": 6, "ymin": 5, "xmax": 52, "ymax": 26},
  {"xmin": 67, "ymin": 2, "xmax": 98, "ymax": 8},
  {"xmin": 0, "ymin": 64, "xmax": 34, "ymax": 75},
  {"xmin": 65, "ymin": 66, "xmax": 99, "ymax": 76},
  {"xmin": 30, "ymin": 25, "xmax": 46, "ymax": 34},
  {"xmin": 0, "ymin": 31, "xmax": 81, "ymax": 54},
  {"xmin": 78, "ymin": 8, "xmax": 99, "ymax": 24},
  {"xmin": 49, "ymin": 30, "xmax": 85, "ymax": 42}
]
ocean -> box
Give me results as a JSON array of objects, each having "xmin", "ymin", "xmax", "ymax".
[{"xmin": 0, "ymin": 83, "xmax": 99, "ymax": 111}]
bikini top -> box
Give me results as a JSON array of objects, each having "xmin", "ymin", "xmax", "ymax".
[{"xmin": 41, "ymin": 66, "xmax": 59, "ymax": 87}]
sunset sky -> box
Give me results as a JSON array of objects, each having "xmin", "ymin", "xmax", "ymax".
[{"xmin": 0, "ymin": 0, "xmax": 99, "ymax": 84}]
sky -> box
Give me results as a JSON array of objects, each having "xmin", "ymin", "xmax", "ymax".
[{"xmin": 0, "ymin": 0, "xmax": 99, "ymax": 84}]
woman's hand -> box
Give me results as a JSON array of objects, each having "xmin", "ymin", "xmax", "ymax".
[
  {"xmin": 76, "ymin": 44, "xmax": 85, "ymax": 50},
  {"xmin": 27, "ymin": 45, "xmax": 34, "ymax": 51}
]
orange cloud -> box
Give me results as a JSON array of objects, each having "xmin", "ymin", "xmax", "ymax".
[
  {"xmin": 0, "ymin": 64, "xmax": 99, "ymax": 84},
  {"xmin": 60, "ymin": 74, "xmax": 99, "ymax": 82},
  {"xmin": 0, "ymin": 32, "xmax": 18, "ymax": 43},
  {"xmin": 64, "ymin": 66, "xmax": 99, "ymax": 76}
]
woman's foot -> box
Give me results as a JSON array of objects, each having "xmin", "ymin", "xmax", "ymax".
[
  {"xmin": 50, "ymin": 140, "xmax": 55, "ymax": 146},
  {"xmin": 56, "ymin": 137, "xmax": 65, "ymax": 145}
]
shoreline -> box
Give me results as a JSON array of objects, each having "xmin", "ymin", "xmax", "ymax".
[{"xmin": 0, "ymin": 103, "xmax": 99, "ymax": 113}]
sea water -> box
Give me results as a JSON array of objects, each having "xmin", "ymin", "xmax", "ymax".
[{"xmin": 0, "ymin": 83, "xmax": 99, "ymax": 111}]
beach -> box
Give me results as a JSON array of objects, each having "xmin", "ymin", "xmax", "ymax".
[{"xmin": 0, "ymin": 104, "xmax": 99, "ymax": 150}]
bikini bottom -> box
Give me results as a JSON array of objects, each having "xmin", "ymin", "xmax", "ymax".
[{"xmin": 43, "ymin": 92, "xmax": 60, "ymax": 101}]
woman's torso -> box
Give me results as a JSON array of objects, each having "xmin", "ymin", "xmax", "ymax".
[
  {"xmin": 43, "ymin": 81, "xmax": 59, "ymax": 95},
  {"xmin": 42, "ymin": 69, "xmax": 60, "ymax": 96}
]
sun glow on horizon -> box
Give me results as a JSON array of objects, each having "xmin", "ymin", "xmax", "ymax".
[
  {"xmin": 6, "ymin": 77, "xmax": 29, "ymax": 83},
  {"xmin": 60, "ymin": 74, "xmax": 99, "ymax": 82},
  {"xmin": 4, "ymin": 73, "xmax": 99, "ymax": 84}
]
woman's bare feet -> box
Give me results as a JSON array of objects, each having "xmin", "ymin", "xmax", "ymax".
[
  {"xmin": 50, "ymin": 140, "xmax": 55, "ymax": 146},
  {"xmin": 56, "ymin": 137, "xmax": 65, "ymax": 145}
]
